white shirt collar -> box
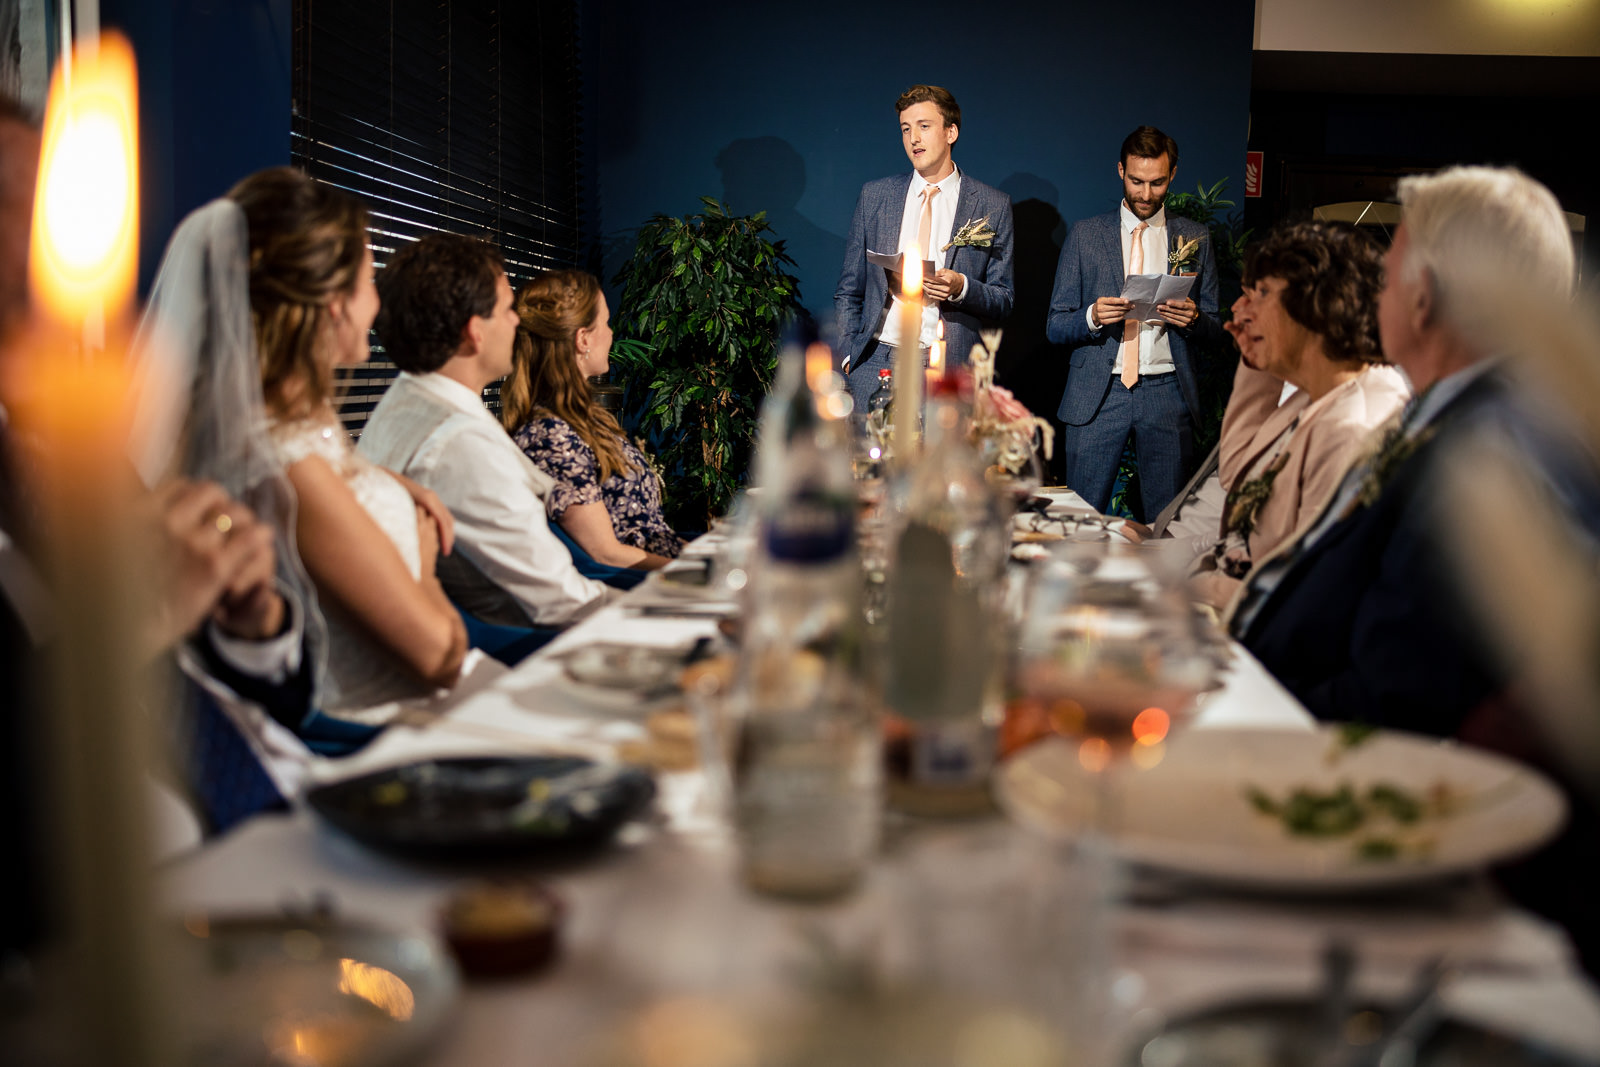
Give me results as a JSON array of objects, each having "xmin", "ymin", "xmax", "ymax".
[
  {"xmin": 1120, "ymin": 201, "xmax": 1165, "ymax": 231},
  {"xmin": 403, "ymin": 371, "xmax": 499, "ymax": 423},
  {"xmin": 1407, "ymin": 357, "xmax": 1499, "ymax": 432},
  {"xmin": 913, "ymin": 163, "xmax": 961, "ymax": 197}
]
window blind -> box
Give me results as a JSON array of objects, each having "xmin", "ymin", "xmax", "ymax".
[{"xmin": 290, "ymin": 0, "xmax": 582, "ymax": 434}]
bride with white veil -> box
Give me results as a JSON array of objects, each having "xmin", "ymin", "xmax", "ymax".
[{"xmin": 131, "ymin": 168, "xmax": 475, "ymax": 738}]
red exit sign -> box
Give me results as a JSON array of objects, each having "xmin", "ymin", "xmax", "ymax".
[{"xmin": 1245, "ymin": 151, "xmax": 1263, "ymax": 198}]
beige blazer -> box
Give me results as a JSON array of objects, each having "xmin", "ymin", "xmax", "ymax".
[{"xmin": 1192, "ymin": 360, "xmax": 1410, "ymax": 608}]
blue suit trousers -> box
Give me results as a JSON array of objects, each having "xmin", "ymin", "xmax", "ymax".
[{"xmin": 1061, "ymin": 373, "xmax": 1192, "ymax": 519}]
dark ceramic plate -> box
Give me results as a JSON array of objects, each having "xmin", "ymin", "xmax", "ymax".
[
  {"xmin": 1126, "ymin": 997, "xmax": 1588, "ymax": 1067},
  {"xmin": 307, "ymin": 756, "xmax": 656, "ymax": 858}
]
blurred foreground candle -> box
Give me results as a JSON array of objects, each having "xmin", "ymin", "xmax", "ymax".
[
  {"xmin": 892, "ymin": 244, "xmax": 924, "ymax": 460},
  {"xmin": 19, "ymin": 32, "xmax": 172, "ymax": 1067}
]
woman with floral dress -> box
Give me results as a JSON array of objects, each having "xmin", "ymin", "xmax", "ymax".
[{"xmin": 501, "ymin": 271, "xmax": 682, "ymax": 569}]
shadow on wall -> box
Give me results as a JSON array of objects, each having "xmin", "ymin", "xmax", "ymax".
[
  {"xmin": 716, "ymin": 136, "xmax": 844, "ymax": 333},
  {"xmin": 994, "ymin": 171, "xmax": 1069, "ymax": 481}
]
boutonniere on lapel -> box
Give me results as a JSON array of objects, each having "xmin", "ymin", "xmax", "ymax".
[
  {"xmin": 1168, "ymin": 233, "xmax": 1203, "ymax": 275},
  {"xmin": 1355, "ymin": 422, "xmax": 1437, "ymax": 510},
  {"xmin": 1223, "ymin": 448, "xmax": 1292, "ymax": 538},
  {"xmin": 943, "ymin": 215, "xmax": 996, "ymax": 251}
]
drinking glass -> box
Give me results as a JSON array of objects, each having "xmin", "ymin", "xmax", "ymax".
[
  {"xmin": 973, "ymin": 420, "xmax": 1044, "ymax": 512},
  {"xmin": 1004, "ymin": 542, "xmax": 1213, "ymax": 1055},
  {"xmin": 1011, "ymin": 541, "xmax": 1212, "ymax": 776}
]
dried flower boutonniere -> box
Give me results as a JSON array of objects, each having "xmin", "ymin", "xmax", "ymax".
[
  {"xmin": 1224, "ymin": 451, "xmax": 1291, "ymax": 539},
  {"xmin": 943, "ymin": 215, "xmax": 997, "ymax": 252},
  {"xmin": 1168, "ymin": 234, "xmax": 1203, "ymax": 275},
  {"xmin": 1355, "ymin": 423, "xmax": 1437, "ymax": 510}
]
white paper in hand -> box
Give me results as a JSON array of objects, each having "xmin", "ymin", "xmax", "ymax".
[{"xmin": 1121, "ymin": 273, "xmax": 1196, "ymax": 322}]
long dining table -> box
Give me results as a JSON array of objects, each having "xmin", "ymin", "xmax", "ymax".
[{"xmin": 163, "ymin": 505, "xmax": 1600, "ymax": 1065}]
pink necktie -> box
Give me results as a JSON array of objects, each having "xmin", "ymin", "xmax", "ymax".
[
  {"xmin": 1121, "ymin": 221, "xmax": 1148, "ymax": 390},
  {"xmin": 917, "ymin": 185, "xmax": 939, "ymax": 259}
]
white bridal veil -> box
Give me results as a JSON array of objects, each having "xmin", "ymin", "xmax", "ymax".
[{"xmin": 128, "ymin": 198, "xmax": 328, "ymax": 707}]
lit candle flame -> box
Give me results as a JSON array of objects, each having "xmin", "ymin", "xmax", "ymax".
[
  {"xmin": 902, "ymin": 242, "xmax": 922, "ymax": 298},
  {"xmin": 29, "ymin": 32, "xmax": 139, "ymax": 342}
]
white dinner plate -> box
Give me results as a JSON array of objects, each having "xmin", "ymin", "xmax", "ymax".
[
  {"xmin": 641, "ymin": 559, "xmax": 735, "ymax": 601},
  {"xmin": 996, "ymin": 725, "xmax": 1567, "ymax": 891},
  {"xmin": 550, "ymin": 642, "xmax": 689, "ymax": 713}
]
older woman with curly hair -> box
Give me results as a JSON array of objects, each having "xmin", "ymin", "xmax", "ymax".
[
  {"xmin": 502, "ymin": 270, "xmax": 682, "ymax": 570},
  {"xmin": 1190, "ymin": 220, "xmax": 1411, "ymax": 610}
]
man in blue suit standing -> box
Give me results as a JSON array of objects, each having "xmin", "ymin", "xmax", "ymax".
[
  {"xmin": 1047, "ymin": 126, "xmax": 1221, "ymax": 517},
  {"xmin": 835, "ymin": 85, "xmax": 1014, "ymax": 412}
]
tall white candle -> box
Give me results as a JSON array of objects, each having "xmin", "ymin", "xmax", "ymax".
[{"xmin": 892, "ymin": 244, "xmax": 924, "ymax": 459}]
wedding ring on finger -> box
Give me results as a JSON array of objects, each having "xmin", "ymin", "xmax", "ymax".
[{"xmin": 213, "ymin": 513, "xmax": 234, "ymax": 536}]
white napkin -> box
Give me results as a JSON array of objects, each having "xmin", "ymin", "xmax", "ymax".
[{"xmin": 1118, "ymin": 882, "xmax": 1574, "ymax": 976}]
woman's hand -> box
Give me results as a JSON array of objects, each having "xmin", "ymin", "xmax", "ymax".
[
  {"xmin": 139, "ymin": 479, "xmax": 287, "ymax": 657},
  {"xmin": 392, "ymin": 471, "xmax": 454, "ymax": 556}
]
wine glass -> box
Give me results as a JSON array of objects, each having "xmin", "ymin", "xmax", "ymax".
[
  {"xmin": 1010, "ymin": 540, "xmax": 1212, "ymax": 772},
  {"xmin": 1003, "ymin": 541, "xmax": 1213, "ymax": 1054},
  {"xmin": 974, "ymin": 419, "xmax": 1044, "ymax": 513}
]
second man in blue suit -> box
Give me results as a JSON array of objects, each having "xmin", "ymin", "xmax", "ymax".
[
  {"xmin": 1047, "ymin": 126, "xmax": 1221, "ymax": 517},
  {"xmin": 835, "ymin": 85, "xmax": 1014, "ymax": 412}
]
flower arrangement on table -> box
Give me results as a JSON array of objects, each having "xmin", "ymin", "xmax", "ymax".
[{"xmin": 967, "ymin": 329, "xmax": 1053, "ymax": 495}]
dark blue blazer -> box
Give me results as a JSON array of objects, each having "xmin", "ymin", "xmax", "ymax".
[
  {"xmin": 834, "ymin": 171, "xmax": 1014, "ymax": 370},
  {"xmin": 1237, "ymin": 368, "xmax": 1600, "ymax": 736},
  {"xmin": 1046, "ymin": 210, "xmax": 1221, "ymax": 426}
]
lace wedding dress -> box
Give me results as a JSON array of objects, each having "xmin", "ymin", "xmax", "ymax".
[{"xmin": 269, "ymin": 416, "xmax": 434, "ymax": 721}]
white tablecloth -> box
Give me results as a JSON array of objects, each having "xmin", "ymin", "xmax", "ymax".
[{"xmin": 162, "ymin": 524, "xmax": 1600, "ymax": 1065}]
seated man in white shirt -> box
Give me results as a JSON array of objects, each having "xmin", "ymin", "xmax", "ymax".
[{"xmin": 359, "ymin": 234, "xmax": 613, "ymax": 630}]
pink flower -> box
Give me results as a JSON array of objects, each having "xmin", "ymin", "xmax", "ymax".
[{"xmin": 986, "ymin": 385, "xmax": 1033, "ymax": 423}]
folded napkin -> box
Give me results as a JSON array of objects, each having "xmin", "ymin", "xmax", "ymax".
[
  {"xmin": 1117, "ymin": 878, "xmax": 1574, "ymax": 976},
  {"xmin": 302, "ymin": 652, "xmax": 645, "ymax": 786}
]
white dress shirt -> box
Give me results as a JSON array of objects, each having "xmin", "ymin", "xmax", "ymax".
[
  {"xmin": 357, "ymin": 372, "xmax": 612, "ymax": 628},
  {"xmin": 1088, "ymin": 202, "xmax": 1176, "ymax": 376},
  {"xmin": 880, "ymin": 165, "xmax": 966, "ymax": 349}
]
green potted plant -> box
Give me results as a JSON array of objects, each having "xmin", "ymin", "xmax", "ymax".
[{"xmin": 610, "ymin": 197, "xmax": 803, "ymax": 528}]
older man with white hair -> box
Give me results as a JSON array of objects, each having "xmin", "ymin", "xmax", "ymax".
[
  {"xmin": 1229, "ymin": 165, "xmax": 1600, "ymax": 976},
  {"xmin": 1230, "ymin": 165, "xmax": 1597, "ymax": 734}
]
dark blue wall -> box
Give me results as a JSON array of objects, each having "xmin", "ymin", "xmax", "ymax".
[
  {"xmin": 99, "ymin": 0, "xmax": 291, "ymax": 296},
  {"xmin": 584, "ymin": 0, "xmax": 1255, "ymax": 349}
]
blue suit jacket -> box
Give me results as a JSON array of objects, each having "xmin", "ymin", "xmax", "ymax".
[
  {"xmin": 834, "ymin": 171, "xmax": 1014, "ymax": 370},
  {"xmin": 1046, "ymin": 210, "xmax": 1220, "ymax": 425}
]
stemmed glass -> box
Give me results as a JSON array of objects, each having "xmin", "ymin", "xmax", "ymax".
[
  {"xmin": 1012, "ymin": 541, "xmax": 1211, "ymax": 776},
  {"xmin": 1005, "ymin": 540, "xmax": 1215, "ymax": 1048}
]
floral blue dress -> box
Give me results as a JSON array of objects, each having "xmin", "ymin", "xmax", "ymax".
[{"xmin": 512, "ymin": 415, "xmax": 682, "ymax": 559}]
